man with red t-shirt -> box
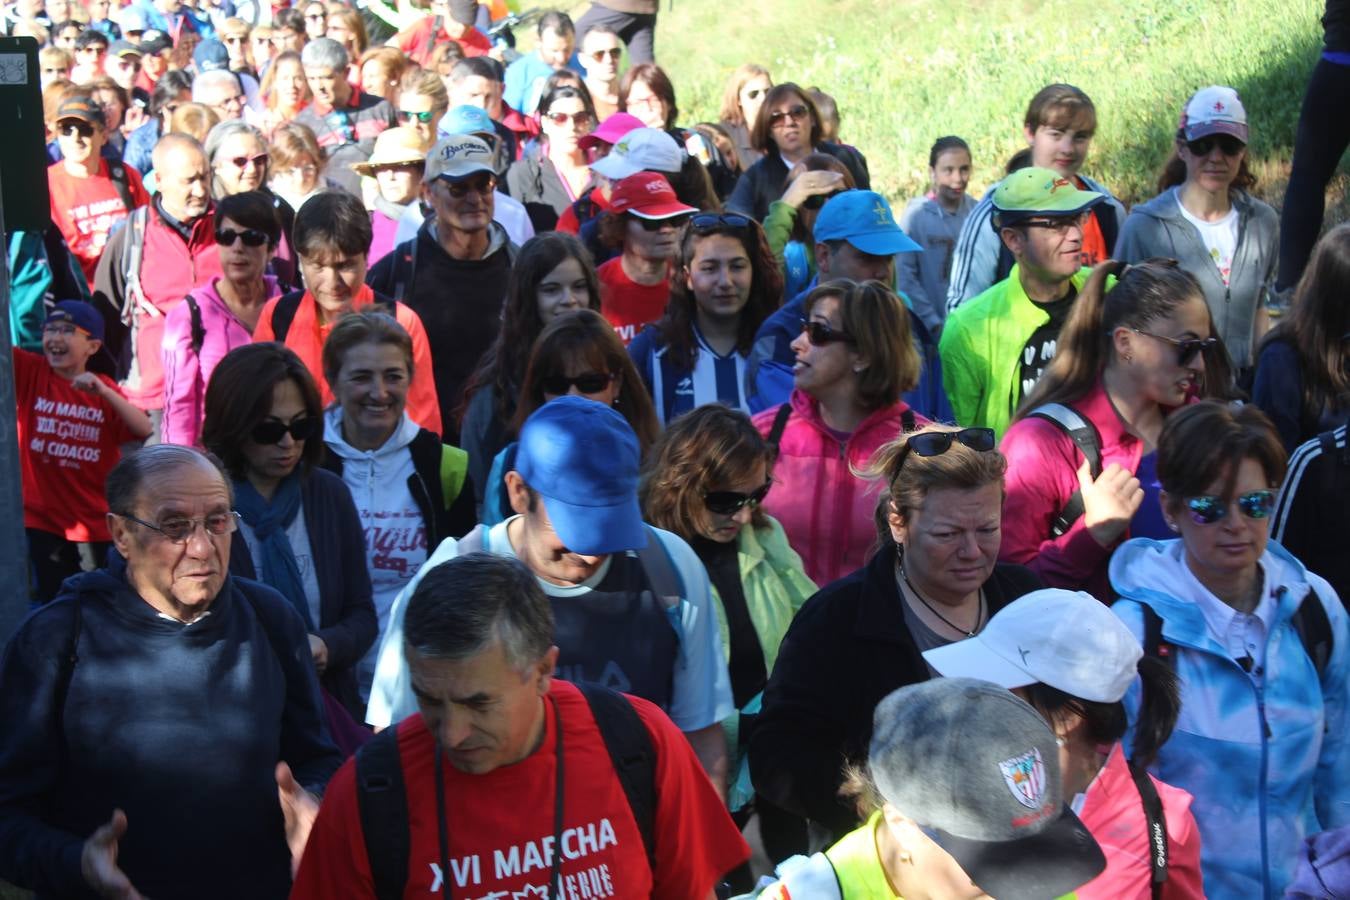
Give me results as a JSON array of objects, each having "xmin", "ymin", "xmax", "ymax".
[
  {"xmin": 595, "ymin": 171, "xmax": 695, "ymax": 345},
  {"xmin": 46, "ymin": 95, "xmax": 150, "ymax": 286},
  {"xmin": 388, "ymin": 0, "xmax": 491, "ymax": 67},
  {"xmin": 292, "ymin": 553, "xmax": 749, "ymax": 899}
]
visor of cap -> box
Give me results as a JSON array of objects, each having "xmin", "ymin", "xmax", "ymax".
[
  {"xmin": 539, "ymin": 492, "xmax": 648, "ymax": 557},
  {"xmin": 846, "ymin": 228, "xmax": 922, "ymax": 256}
]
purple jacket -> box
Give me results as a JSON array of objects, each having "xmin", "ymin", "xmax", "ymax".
[{"xmin": 161, "ymin": 275, "xmax": 281, "ymax": 447}]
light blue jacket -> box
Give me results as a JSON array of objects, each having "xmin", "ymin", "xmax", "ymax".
[{"xmin": 1110, "ymin": 538, "xmax": 1350, "ymax": 899}]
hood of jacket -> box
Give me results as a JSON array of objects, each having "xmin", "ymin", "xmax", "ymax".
[{"xmin": 323, "ymin": 405, "xmax": 420, "ymax": 463}]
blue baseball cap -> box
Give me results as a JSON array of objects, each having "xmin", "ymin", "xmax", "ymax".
[
  {"xmin": 813, "ymin": 190, "xmax": 922, "ymax": 256},
  {"xmin": 515, "ymin": 396, "xmax": 647, "ymax": 556},
  {"xmin": 438, "ymin": 105, "xmax": 496, "ymax": 140},
  {"xmin": 193, "ymin": 39, "xmax": 230, "ymax": 73},
  {"xmin": 45, "ymin": 300, "xmax": 105, "ymax": 340}
]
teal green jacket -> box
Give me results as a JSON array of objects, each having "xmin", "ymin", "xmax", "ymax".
[{"xmin": 938, "ymin": 264, "xmax": 1096, "ymax": 436}]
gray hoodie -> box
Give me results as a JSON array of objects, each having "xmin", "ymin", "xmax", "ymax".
[{"xmin": 1115, "ymin": 187, "xmax": 1278, "ymax": 371}]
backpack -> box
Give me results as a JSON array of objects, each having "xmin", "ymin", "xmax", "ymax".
[
  {"xmin": 1025, "ymin": 402, "xmax": 1103, "ymax": 537},
  {"xmin": 355, "ymin": 682, "xmax": 658, "ymax": 900}
]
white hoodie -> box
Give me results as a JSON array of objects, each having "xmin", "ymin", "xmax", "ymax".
[{"xmin": 323, "ymin": 407, "xmax": 428, "ymax": 696}]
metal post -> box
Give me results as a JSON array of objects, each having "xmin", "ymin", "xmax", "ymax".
[{"xmin": 0, "ymin": 164, "xmax": 32, "ymax": 644}]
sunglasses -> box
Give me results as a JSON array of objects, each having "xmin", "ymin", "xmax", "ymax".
[
  {"xmin": 541, "ymin": 371, "xmax": 615, "ymax": 396},
  {"xmin": 304, "ymin": 12, "xmax": 325, "ymax": 20},
  {"xmin": 893, "ymin": 428, "xmax": 997, "ymax": 477},
  {"xmin": 589, "ymin": 48, "xmax": 622, "ymax": 61},
  {"xmin": 636, "ymin": 214, "xmax": 690, "ymax": 231},
  {"xmin": 545, "ymin": 110, "xmax": 593, "ymax": 128},
  {"xmin": 1185, "ymin": 134, "xmax": 1245, "ymax": 157},
  {"xmin": 704, "ymin": 480, "xmax": 773, "ymax": 516},
  {"xmin": 250, "ymin": 417, "xmax": 320, "ymax": 445},
  {"xmin": 1132, "ymin": 329, "xmax": 1218, "ymax": 367},
  {"xmin": 690, "ymin": 212, "xmax": 752, "ymax": 231},
  {"xmin": 802, "ymin": 191, "xmax": 840, "ymax": 212},
  {"xmin": 1019, "ymin": 210, "xmax": 1092, "ymax": 233},
  {"xmin": 58, "ymin": 121, "xmax": 96, "ymax": 138},
  {"xmin": 397, "ymin": 109, "xmax": 435, "ymax": 123},
  {"xmin": 800, "ymin": 317, "xmax": 854, "ymax": 346},
  {"xmin": 768, "ymin": 104, "xmax": 809, "ymax": 127},
  {"xmin": 228, "ymin": 152, "xmax": 269, "ymax": 170},
  {"xmin": 440, "ymin": 172, "xmax": 496, "ymax": 198},
  {"xmin": 223, "ymin": 35, "xmax": 247, "ymax": 44},
  {"xmin": 216, "ymin": 227, "xmax": 269, "ymax": 247},
  {"xmin": 743, "ymin": 87, "xmax": 767, "ymax": 101},
  {"xmin": 1184, "ymin": 490, "xmax": 1276, "ymax": 525}
]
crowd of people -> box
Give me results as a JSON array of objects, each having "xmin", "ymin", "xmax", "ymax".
[{"xmin": 5, "ymin": 0, "xmax": 1350, "ymax": 896}]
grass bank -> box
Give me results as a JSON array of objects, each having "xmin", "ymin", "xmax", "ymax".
[{"xmin": 651, "ymin": 0, "xmax": 1344, "ymax": 218}]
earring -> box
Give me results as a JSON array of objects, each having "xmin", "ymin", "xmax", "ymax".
[
  {"xmin": 898, "ymin": 850, "xmax": 913, "ymax": 865},
  {"xmin": 1124, "ymin": 353, "xmax": 1134, "ymax": 363},
  {"xmin": 1166, "ymin": 520, "xmax": 1179, "ymax": 532}
]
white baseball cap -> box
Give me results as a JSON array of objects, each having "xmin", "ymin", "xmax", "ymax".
[
  {"xmin": 1180, "ymin": 85, "xmax": 1249, "ymax": 144},
  {"xmin": 425, "ymin": 134, "xmax": 495, "ymax": 182},
  {"xmin": 922, "ymin": 589, "xmax": 1143, "ymax": 703},
  {"xmin": 589, "ymin": 127, "xmax": 684, "ymax": 180}
]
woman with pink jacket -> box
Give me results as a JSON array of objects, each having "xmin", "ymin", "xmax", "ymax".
[
  {"xmin": 999, "ymin": 260, "xmax": 1231, "ymax": 599},
  {"xmin": 162, "ymin": 191, "xmax": 285, "ymax": 446},
  {"xmin": 751, "ymin": 279, "xmax": 926, "ymax": 586}
]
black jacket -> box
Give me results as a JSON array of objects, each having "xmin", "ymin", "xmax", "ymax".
[
  {"xmin": 227, "ymin": 467, "xmax": 378, "ymax": 717},
  {"xmin": 505, "ymin": 145, "xmax": 572, "ymax": 233},
  {"xmin": 725, "ymin": 141, "xmax": 872, "ymax": 222},
  {"xmin": 0, "ymin": 558, "xmax": 340, "ymax": 898},
  {"xmin": 320, "ymin": 426, "xmax": 477, "ymax": 549},
  {"xmin": 748, "ymin": 542, "xmax": 1041, "ymax": 840}
]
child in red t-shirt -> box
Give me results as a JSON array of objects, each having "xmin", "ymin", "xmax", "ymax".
[{"xmin": 17, "ymin": 301, "xmax": 152, "ymax": 603}]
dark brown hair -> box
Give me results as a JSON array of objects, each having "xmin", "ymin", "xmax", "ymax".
[
  {"xmin": 804, "ymin": 280, "xmax": 920, "ymax": 411},
  {"xmin": 201, "ymin": 342, "xmax": 324, "ymax": 479},
  {"xmin": 749, "ymin": 82, "xmax": 821, "ymax": 154},
  {"xmin": 293, "ymin": 189, "xmax": 372, "ymax": 259},
  {"xmin": 1156, "ymin": 401, "xmax": 1287, "ymax": 503},
  {"xmin": 321, "ymin": 310, "xmax": 415, "ymax": 387},
  {"xmin": 618, "ymin": 63, "xmax": 678, "ymax": 130}
]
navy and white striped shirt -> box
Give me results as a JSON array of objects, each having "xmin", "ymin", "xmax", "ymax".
[{"xmin": 629, "ymin": 324, "xmax": 751, "ymax": 425}]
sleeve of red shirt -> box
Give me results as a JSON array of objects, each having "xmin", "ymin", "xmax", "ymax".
[
  {"xmin": 555, "ymin": 205, "xmax": 580, "ymax": 234},
  {"xmin": 628, "ymin": 694, "xmax": 750, "ymax": 899},
  {"xmin": 125, "ymin": 165, "xmax": 151, "ymax": 209},
  {"xmin": 394, "ymin": 302, "xmax": 443, "ymax": 437},
  {"xmin": 288, "ymin": 757, "xmax": 378, "ymax": 899},
  {"xmin": 97, "ymin": 374, "xmax": 140, "ymax": 445}
]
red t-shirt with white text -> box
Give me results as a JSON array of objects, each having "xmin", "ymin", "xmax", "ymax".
[
  {"xmin": 597, "ymin": 257, "xmax": 670, "ymax": 347},
  {"xmin": 291, "ymin": 680, "xmax": 749, "ymax": 899},
  {"xmin": 47, "ymin": 158, "xmax": 150, "ymax": 285},
  {"xmin": 15, "ymin": 349, "xmax": 138, "ymax": 542}
]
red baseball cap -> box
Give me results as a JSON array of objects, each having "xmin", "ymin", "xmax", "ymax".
[{"xmin": 607, "ymin": 172, "xmax": 697, "ymax": 220}]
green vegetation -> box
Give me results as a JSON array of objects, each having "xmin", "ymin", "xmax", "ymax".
[{"xmin": 652, "ymin": 0, "xmax": 1345, "ymax": 217}]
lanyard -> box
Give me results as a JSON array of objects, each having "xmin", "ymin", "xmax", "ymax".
[{"xmin": 434, "ymin": 694, "xmax": 565, "ymax": 899}]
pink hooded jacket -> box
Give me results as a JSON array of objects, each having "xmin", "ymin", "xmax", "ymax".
[{"xmin": 753, "ymin": 389, "xmax": 925, "ymax": 587}]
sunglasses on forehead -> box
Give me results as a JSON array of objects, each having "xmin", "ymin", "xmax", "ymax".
[{"xmin": 890, "ymin": 428, "xmax": 997, "ymax": 484}]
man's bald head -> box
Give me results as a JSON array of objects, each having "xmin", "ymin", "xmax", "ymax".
[{"xmin": 153, "ymin": 133, "xmax": 211, "ymax": 222}]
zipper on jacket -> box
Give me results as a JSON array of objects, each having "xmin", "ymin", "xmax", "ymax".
[{"xmin": 1257, "ymin": 691, "xmax": 1272, "ymax": 899}]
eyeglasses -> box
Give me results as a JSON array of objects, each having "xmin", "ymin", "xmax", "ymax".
[
  {"xmin": 1185, "ymin": 134, "xmax": 1245, "ymax": 157},
  {"xmin": 544, "ymin": 110, "xmax": 593, "ymax": 128},
  {"xmin": 589, "ymin": 48, "xmax": 622, "ymax": 61},
  {"xmin": 636, "ymin": 214, "xmax": 691, "ymax": 231},
  {"xmin": 704, "ymin": 480, "xmax": 772, "ymax": 516},
  {"xmin": 690, "ymin": 212, "xmax": 752, "ymax": 231},
  {"xmin": 627, "ymin": 94, "xmax": 663, "ymax": 110},
  {"xmin": 439, "ymin": 172, "xmax": 497, "ymax": 198},
  {"xmin": 541, "ymin": 371, "xmax": 615, "ymax": 396},
  {"xmin": 216, "ymin": 227, "xmax": 269, "ymax": 247},
  {"xmin": 892, "ymin": 428, "xmax": 997, "ymax": 478},
  {"xmin": 1019, "ymin": 210, "xmax": 1091, "ymax": 233},
  {"xmin": 42, "ymin": 322, "xmax": 84, "ymax": 336},
  {"xmin": 1132, "ymin": 329, "xmax": 1218, "ymax": 366},
  {"xmin": 117, "ymin": 511, "xmax": 240, "ymax": 543},
  {"xmin": 223, "ymin": 35, "xmax": 247, "ymax": 44},
  {"xmin": 1184, "ymin": 490, "xmax": 1276, "ymax": 525},
  {"xmin": 768, "ymin": 105, "xmax": 809, "ymax": 127},
  {"xmin": 397, "ymin": 109, "xmax": 435, "ymax": 123},
  {"xmin": 58, "ymin": 121, "xmax": 96, "ymax": 138},
  {"xmin": 250, "ymin": 417, "xmax": 320, "ymax": 445},
  {"xmin": 227, "ymin": 152, "xmax": 269, "ymax": 170},
  {"xmin": 800, "ymin": 317, "xmax": 855, "ymax": 346}
]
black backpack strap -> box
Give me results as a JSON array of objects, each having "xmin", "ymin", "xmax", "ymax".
[
  {"xmin": 54, "ymin": 596, "xmax": 84, "ymax": 768},
  {"xmin": 1027, "ymin": 403, "xmax": 1103, "ymax": 537},
  {"xmin": 108, "ymin": 162, "xmax": 135, "ymax": 213},
  {"xmin": 355, "ymin": 726, "xmax": 410, "ymax": 900},
  {"xmin": 900, "ymin": 407, "xmax": 916, "ymax": 432},
  {"xmin": 575, "ymin": 682, "xmax": 657, "ymax": 876},
  {"xmin": 1141, "ymin": 604, "xmax": 1172, "ymax": 668},
  {"xmin": 1292, "ymin": 587, "xmax": 1334, "ymax": 678},
  {"xmin": 185, "ymin": 294, "xmax": 205, "ymax": 356},
  {"xmin": 765, "ymin": 403, "xmax": 792, "ymax": 459},
  {"xmin": 1128, "ymin": 761, "xmax": 1169, "ymax": 899},
  {"xmin": 269, "ymin": 290, "xmax": 305, "ymax": 342},
  {"xmin": 392, "ymin": 240, "xmax": 418, "ymax": 302}
]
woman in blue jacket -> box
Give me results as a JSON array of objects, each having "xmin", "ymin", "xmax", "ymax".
[{"xmin": 1109, "ymin": 401, "xmax": 1350, "ymax": 899}]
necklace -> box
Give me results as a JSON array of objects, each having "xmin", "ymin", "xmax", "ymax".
[{"xmin": 898, "ymin": 563, "xmax": 983, "ymax": 638}]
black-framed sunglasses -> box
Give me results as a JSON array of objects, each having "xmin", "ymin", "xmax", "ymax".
[
  {"xmin": 441, "ymin": 173, "xmax": 497, "ymax": 198},
  {"xmin": 704, "ymin": 480, "xmax": 772, "ymax": 516},
  {"xmin": 637, "ymin": 214, "xmax": 691, "ymax": 231},
  {"xmin": 1184, "ymin": 490, "xmax": 1275, "ymax": 525},
  {"xmin": 216, "ymin": 227, "xmax": 269, "ymax": 247},
  {"xmin": 59, "ymin": 121, "xmax": 96, "ymax": 138},
  {"xmin": 800, "ymin": 317, "xmax": 854, "ymax": 346},
  {"xmin": 397, "ymin": 109, "xmax": 435, "ymax": 123},
  {"xmin": 117, "ymin": 511, "xmax": 240, "ymax": 543},
  {"xmin": 802, "ymin": 191, "xmax": 841, "ymax": 212},
  {"xmin": 250, "ymin": 417, "xmax": 320, "ymax": 445},
  {"xmin": 1019, "ymin": 210, "xmax": 1091, "ymax": 233},
  {"xmin": 1185, "ymin": 134, "xmax": 1245, "ymax": 157},
  {"xmin": 541, "ymin": 371, "xmax": 615, "ymax": 396},
  {"xmin": 690, "ymin": 212, "xmax": 752, "ymax": 231},
  {"xmin": 892, "ymin": 428, "xmax": 997, "ymax": 479},
  {"xmin": 1132, "ymin": 329, "xmax": 1218, "ymax": 367}
]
